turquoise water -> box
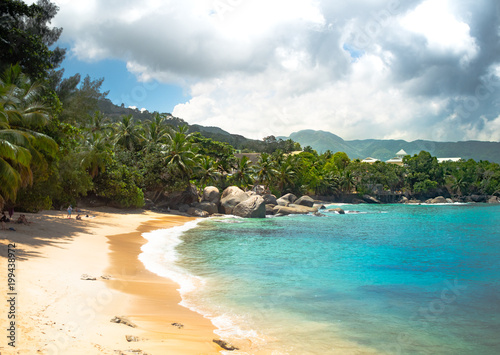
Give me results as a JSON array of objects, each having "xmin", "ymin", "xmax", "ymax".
[{"xmin": 141, "ymin": 204, "xmax": 500, "ymax": 354}]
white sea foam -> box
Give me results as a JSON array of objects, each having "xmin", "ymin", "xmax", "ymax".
[
  {"xmin": 139, "ymin": 219, "xmax": 205, "ymax": 294},
  {"xmin": 139, "ymin": 217, "xmax": 269, "ymax": 352}
]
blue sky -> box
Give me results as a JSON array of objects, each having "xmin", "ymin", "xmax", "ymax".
[
  {"xmin": 59, "ymin": 48, "xmax": 189, "ymax": 114},
  {"xmin": 44, "ymin": 0, "xmax": 500, "ymax": 141}
]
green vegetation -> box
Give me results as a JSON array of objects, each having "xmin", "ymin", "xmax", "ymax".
[
  {"xmin": 1, "ymin": 1, "xmax": 499, "ymax": 212},
  {"xmin": 286, "ymin": 130, "xmax": 500, "ymax": 163}
]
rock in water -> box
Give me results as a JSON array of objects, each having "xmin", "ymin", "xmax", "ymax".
[
  {"xmin": 221, "ymin": 186, "xmax": 249, "ymax": 214},
  {"xmin": 273, "ymin": 205, "xmax": 318, "ymax": 215},
  {"xmin": 363, "ymin": 195, "xmax": 381, "ymax": 204},
  {"xmin": 295, "ymin": 195, "xmax": 315, "ymax": 207},
  {"xmin": 426, "ymin": 196, "xmax": 447, "ymax": 204},
  {"xmin": 186, "ymin": 207, "xmax": 209, "ymax": 217},
  {"xmin": 202, "ymin": 186, "xmax": 220, "ymax": 204},
  {"xmin": 262, "ymin": 194, "xmax": 278, "ymax": 205},
  {"xmin": 265, "ymin": 204, "xmax": 276, "ymax": 215},
  {"xmin": 328, "ymin": 208, "xmax": 345, "ymax": 214},
  {"xmin": 276, "ymin": 193, "xmax": 297, "ymax": 206},
  {"xmin": 198, "ymin": 202, "xmax": 218, "ymax": 215},
  {"xmin": 233, "ymin": 195, "xmax": 266, "ymax": 218},
  {"xmin": 488, "ymin": 196, "xmax": 499, "ymax": 203}
]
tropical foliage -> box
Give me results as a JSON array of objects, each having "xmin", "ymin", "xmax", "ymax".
[{"xmin": 1, "ymin": 1, "xmax": 499, "ymax": 212}]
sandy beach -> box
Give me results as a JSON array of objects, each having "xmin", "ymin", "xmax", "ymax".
[{"xmin": 0, "ymin": 208, "xmax": 221, "ymax": 354}]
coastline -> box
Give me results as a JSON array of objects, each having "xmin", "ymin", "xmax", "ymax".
[{"xmin": 0, "ymin": 208, "xmax": 220, "ymax": 354}]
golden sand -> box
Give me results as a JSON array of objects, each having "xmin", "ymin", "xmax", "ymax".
[{"xmin": 0, "ymin": 208, "xmax": 220, "ymax": 354}]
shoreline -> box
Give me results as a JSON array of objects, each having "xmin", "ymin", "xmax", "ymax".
[
  {"xmin": 104, "ymin": 214, "xmax": 220, "ymax": 354},
  {"xmin": 0, "ymin": 208, "xmax": 221, "ymax": 354}
]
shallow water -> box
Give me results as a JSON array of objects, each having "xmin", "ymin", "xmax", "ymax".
[{"xmin": 141, "ymin": 204, "xmax": 500, "ymax": 354}]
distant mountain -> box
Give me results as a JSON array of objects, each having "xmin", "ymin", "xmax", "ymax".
[
  {"xmin": 97, "ymin": 99, "xmax": 500, "ymax": 162},
  {"xmin": 283, "ymin": 130, "xmax": 500, "ymax": 163}
]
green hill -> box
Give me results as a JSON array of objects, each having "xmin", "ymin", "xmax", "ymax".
[
  {"xmin": 284, "ymin": 130, "xmax": 500, "ymax": 163},
  {"xmin": 97, "ymin": 99, "xmax": 262, "ymax": 150}
]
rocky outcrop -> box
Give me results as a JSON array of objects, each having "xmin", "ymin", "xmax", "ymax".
[
  {"xmin": 262, "ymin": 194, "xmax": 278, "ymax": 205},
  {"xmin": 425, "ymin": 196, "xmax": 447, "ymax": 204},
  {"xmin": 202, "ymin": 186, "xmax": 220, "ymax": 204},
  {"xmin": 221, "ymin": 186, "xmax": 249, "ymax": 214},
  {"xmin": 265, "ymin": 204, "xmax": 276, "ymax": 215},
  {"xmin": 198, "ymin": 202, "xmax": 219, "ymax": 215},
  {"xmin": 245, "ymin": 191, "xmax": 256, "ymax": 198},
  {"xmin": 187, "ymin": 207, "xmax": 209, "ymax": 217},
  {"xmin": 162, "ymin": 184, "xmax": 199, "ymax": 209},
  {"xmin": 276, "ymin": 193, "xmax": 297, "ymax": 206},
  {"xmin": 363, "ymin": 195, "xmax": 381, "ymax": 204},
  {"xmin": 488, "ymin": 196, "xmax": 499, "ymax": 203},
  {"xmin": 273, "ymin": 205, "xmax": 318, "ymax": 215},
  {"xmin": 178, "ymin": 204, "xmax": 190, "ymax": 213},
  {"xmin": 252, "ymin": 185, "xmax": 267, "ymax": 195},
  {"xmin": 233, "ymin": 195, "xmax": 266, "ymax": 218},
  {"xmin": 328, "ymin": 207, "xmax": 345, "ymax": 214},
  {"xmin": 469, "ymin": 195, "xmax": 489, "ymax": 203},
  {"xmin": 294, "ymin": 195, "xmax": 315, "ymax": 207}
]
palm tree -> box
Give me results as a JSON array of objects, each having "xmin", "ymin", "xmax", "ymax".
[
  {"xmin": 1, "ymin": 65, "xmax": 51, "ymax": 129},
  {"xmin": 254, "ymin": 153, "xmax": 277, "ymax": 188},
  {"xmin": 450, "ymin": 173, "xmax": 467, "ymax": 197},
  {"xmin": 0, "ymin": 131, "xmax": 32, "ymax": 208},
  {"xmin": 275, "ymin": 156, "xmax": 296, "ymax": 194},
  {"xmin": 164, "ymin": 125, "xmax": 198, "ymax": 184},
  {"xmin": 340, "ymin": 170, "xmax": 356, "ymax": 193},
  {"xmin": 306, "ymin": 170, "xmax": 331, "ymax": 195},
  {"xmin": 113, "ymin": 114, "xmax": 144, "ymax": 151},
  {"xmin": 232, "ymin": 155, "xmax": 253, "ymax": 189},
  {"xmin": 143, "ymin": 113, "xmax": 171, "ymax": 151},
  {"xmin": 78, "ymin": 131, "xmax": 113, "ymax": 178},
  {"xmin": 197, "ymin": 156, "xmax": 221, "ymax": 188},
  {"xmin": 87, "ymin": 111, "xmax": 112, "ymax": 133},
  {"xmin": 0, "ymin": 65, "xmax": 58, "ymax": 209}
]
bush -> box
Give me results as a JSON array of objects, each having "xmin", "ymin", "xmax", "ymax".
[{"xmin": 94, "ymin": 162, "xmax": 144, "ymax": 208}]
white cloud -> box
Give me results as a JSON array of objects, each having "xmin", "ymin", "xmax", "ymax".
[
  {"xmin": 51, "ymin": 0, "xmax": 500, "ymax": 141},
  {"xmin": 400, "ymin": 0, "xmax": 479, "ymax": 64}
]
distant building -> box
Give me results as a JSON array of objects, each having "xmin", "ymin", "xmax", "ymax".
[
  {"xmin": 396, "ymin": 149, "xmax": 407, "ymax": 159},
  {"xmin": 364, "ymin": 149, "xmax": 461, "ymax": 166},
  {"xmin": 361, "ymin": 157, "xmax": 380, "ymax": 164},
  {"xmin": 437, "ymin": 157, "xmax": 462, "ymax": 163},
  {"xmin": 386, "ymin": 149, "xmax": 407, "ymax": 165}
]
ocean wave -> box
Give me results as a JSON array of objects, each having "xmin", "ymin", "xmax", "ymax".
[
  {"xmin": 139, "ymin": 219, "xmax": 205, "ymax": 294},
  {"xmin": 139, "ymin": 218, "xmax": 268, "ymax": 352}
]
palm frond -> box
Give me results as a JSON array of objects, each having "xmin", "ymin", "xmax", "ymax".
[{"xmin": 0, "ymin": 157, "xmax": 22, "ymax": 201}]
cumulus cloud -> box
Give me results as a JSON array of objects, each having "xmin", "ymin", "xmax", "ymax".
[{"xmin": 50, "ymin": 0, "xmax": 500, "ymax": 141}]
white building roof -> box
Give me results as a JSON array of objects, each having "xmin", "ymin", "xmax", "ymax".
[
  {"xmin": 437, "ymin": 157, "xmax": 462, "ymax": 163},
  {"xmin": 396, "ymin": 149, "xmax": 407, "ymax": 156},
  {"xmin": 362, "ymin": 157, "xmax": 380, "ymax": 163}
]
